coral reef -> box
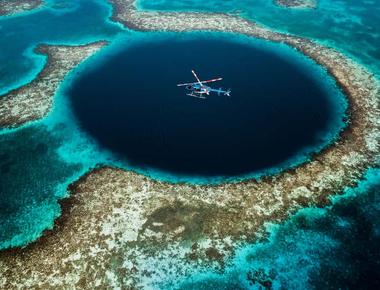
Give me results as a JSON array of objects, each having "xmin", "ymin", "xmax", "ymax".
[{"xmin": 0, "ymin": 42, "xmax": 107, "ymax": 128}]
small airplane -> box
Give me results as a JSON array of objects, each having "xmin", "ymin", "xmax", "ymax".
[{"xmin": 177, "ymin": 70, "xmax": 231, "ymax": 99}]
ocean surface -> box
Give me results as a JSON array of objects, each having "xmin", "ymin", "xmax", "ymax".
[{"xmin": 0, "ymin": 0, "xmax": 379, "ymax": 288}]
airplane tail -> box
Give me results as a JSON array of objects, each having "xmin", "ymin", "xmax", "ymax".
[{"xmin": 217, "ymin": 88, "xmax": 231, "ymax": 96}]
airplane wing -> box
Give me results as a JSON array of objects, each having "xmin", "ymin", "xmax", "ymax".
[{"xmin": 177, "ymin": 71, "xmax": 222, "ymax": 86}]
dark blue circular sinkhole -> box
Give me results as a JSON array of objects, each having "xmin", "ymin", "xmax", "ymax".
[{"xmin": 68, "ymin": 35, "xmax": 340, "ymax": 178}]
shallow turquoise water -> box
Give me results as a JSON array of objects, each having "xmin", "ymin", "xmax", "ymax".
[
  {"xmin": 0, "ymin": 0, "xmax": 122, "ymax": 95},
  {"xmin": 0, "ymin": 125, "xmax": 81, "ymax": 249},
  {"xmin": 0, "ymin": 0, "xmax": 379, "ymax": 288}
]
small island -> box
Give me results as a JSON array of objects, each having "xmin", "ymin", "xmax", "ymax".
[{"xmin": 0, "ymin": 0, "xmax": 43, "ymax": 16}]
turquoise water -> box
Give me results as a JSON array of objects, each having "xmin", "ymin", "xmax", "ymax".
[
  {"xmin": 0, "ymin": 125, "xmax": 81, "ymax": 249},
  {"xmin": 0, "ymin": 0, "xmax": 379, "ymax": 288}
]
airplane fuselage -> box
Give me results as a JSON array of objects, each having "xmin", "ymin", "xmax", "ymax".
[
  {"xmin": 178, "ymin": 70, "xmax": 231, "ymax": 98},
  {"xmin": 186, "ymin": 84, "xmax": 210, "ymax": 95}
]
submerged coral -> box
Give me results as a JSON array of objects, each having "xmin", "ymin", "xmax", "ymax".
[{"xmin": 275, "ymin": 0, "xmax": 316, "ymax": 9}]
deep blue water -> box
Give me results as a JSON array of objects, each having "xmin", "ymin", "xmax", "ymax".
[{"xmin": 68, "ymin": 35, "xmax": 342, "ymax": 178}]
